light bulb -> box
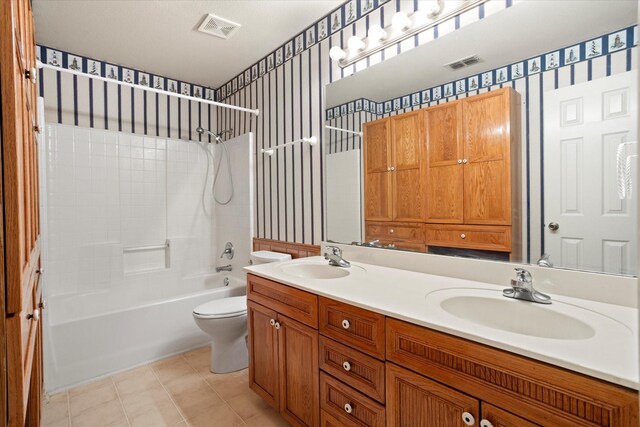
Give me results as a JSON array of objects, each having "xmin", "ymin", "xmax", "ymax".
[
  {"xmin": 392, "ymin": 11, "xmax": 411, "ymax": 31},
  {"xmin": 412, "ymin": 9, "xmax": 429, "ymax": 25},
  {"xmin": 347, "ymin": 36, "xmax": 365, "ymax": 53},
  {"xmin": 329, "ymin": 46, "xmax": 347, "ymax": 62},
  {"xmin": 427, "ymin": 0, "xmax": 445, "ymax": 19},
  {"xmin": 368, "ymin": 24, "xmax": 387, "ymax": 42}
]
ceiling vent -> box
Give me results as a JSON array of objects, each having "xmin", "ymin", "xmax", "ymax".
[
  {"xmin": 444, "ymin": 55, "xmax": 481, "ymax": 71},
  {"xmin": 197, "ymin": 14, "xmax": 241, "ymax": 40}
]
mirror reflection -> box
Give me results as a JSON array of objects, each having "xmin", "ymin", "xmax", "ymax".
[{"xmin": 324, "ymin": 0, "xmax": 638, "ymax": 276}]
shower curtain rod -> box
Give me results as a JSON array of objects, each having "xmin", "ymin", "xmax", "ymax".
[
  {"xmin": 324, "ymin": 125, "xmax": 362, "ymax": 137},
  {"xmin": 36, "ymin": 60, "xmax": 260, "ymax": 117}
]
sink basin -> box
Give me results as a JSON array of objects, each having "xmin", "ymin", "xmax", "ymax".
[
  {"xmin": 280, "ymin": 263, "xmax": 350, "ymax": 279},
  {"xmin": 424, "ymin": 288, "xmax": 619, "ymax": 340}
]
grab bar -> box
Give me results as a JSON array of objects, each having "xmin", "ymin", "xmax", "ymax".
[{"xmin": 123, "ymin": 240, "xmax": 170, "ymax": 253}]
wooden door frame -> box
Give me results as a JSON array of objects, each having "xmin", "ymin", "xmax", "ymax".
[{"xmin": 1, "ymin": 66, "xmax": 8, "ymax": 427}]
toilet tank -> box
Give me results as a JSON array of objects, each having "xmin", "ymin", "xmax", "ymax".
[{"xmin": 249, "ymin": 250, "xmax": 292, "ymax": 265}]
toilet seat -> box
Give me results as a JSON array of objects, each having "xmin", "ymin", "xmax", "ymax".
[{"xmin": 193, "ymin": 296, "xmax": 247, "ymax": 319}]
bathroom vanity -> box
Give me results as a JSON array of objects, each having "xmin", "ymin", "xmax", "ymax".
[{"xmin": 245, "ymin": 258, "xmax": 639, "ymax": 427}]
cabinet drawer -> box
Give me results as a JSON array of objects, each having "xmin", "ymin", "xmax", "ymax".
[
  {"xmin": 386, "ymin": 318, "xmax": 638, "ymax": 427},
  {"xmin": 247, "ymin": 274, "xmax": 318, "ymax": 328},
  {"xmin": 425, "ymin": 224, "xmax": 511, "ymax": 252},
  {"xmin": 320, "ymin": 372, "xmax": 385, "ymax": 427},
  {"xmin": 319, "ymin": 336, "xmax": 385, "ymax": 403},
  {"xmin": 319, "ymin": 297, "xmax": 385, "ymax": 359},
  {"xmin": 366, "ymin": 221, "xmax": 425, "ymax": 242}
]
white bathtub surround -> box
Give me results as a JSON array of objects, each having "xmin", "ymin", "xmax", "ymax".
[
  {"xmin": 245, "ymin": 257, "xmax": 639, "ymax": 390},
  {"xmin": 41, "ymin": 125, "xmax": 253, "ymax": 391}
]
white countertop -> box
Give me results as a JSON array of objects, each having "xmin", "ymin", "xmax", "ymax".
[{"xmin": 245, "ymin": 256, "xmax": 639, "ymax": 390}]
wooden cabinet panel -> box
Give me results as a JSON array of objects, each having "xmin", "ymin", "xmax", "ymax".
[
  {"xmin": 248, "ymin": 300, "xmax": 280, "ymax": 410},
  {"xmin": 390, "ymin": 241, "xmax": 426, "ymax": 252},
  {"xmin": 278, "ymin": 314, "xmax": 320, "ymax": 427},
  {"xmin": 386, "ymin": 318, "xmax": 638, "ymax": 427},
  {"xmin": 365, "ymin": 222, "xmax": 424, "ymax": 243},
  {"xmin": 425, "ymin": 224, "xmax": 511, "ymax": 252},
  {"xmin": 320, "ymin": 410, "xmax": 345, "ymax": 427},
  {"xmin": 247, "ymin": 274, "xmax": 318, "ymax": 328},
  {"xmin": 462, "ymin": 89, "xmax": 513, "ymax": 225},
  {"xmin": 481, "ymin": 403, "xmax": 540, "ymax": 427},
  {"xmin": 319, "ymin": 297, "xmax": 385, "ymax": 359},
  {"xmin": 386, "ymin": 363, "xmax": 480, "ymax": 427},
  {"xmin": 424, "ymin": 101, "xmax": 464, "ymax": 223},
  {"xmin": 319, "ymin": 336, "xmax": 386, "ymax": 403},
  {"xmin": 391, "ymin": 111, "xmax": 424, "ymax": 222},
  {"xmin": 363, "ymin": 118, "xmax": 393, "ymax": 222},
  {"xmin": 320, "ymin": 372, "xmax": 385, "ymax": 427}
]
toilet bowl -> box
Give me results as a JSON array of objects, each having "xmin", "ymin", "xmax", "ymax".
[{"xmin": 192, "ymin": 250, "xmax": 292, "ymax": 373}]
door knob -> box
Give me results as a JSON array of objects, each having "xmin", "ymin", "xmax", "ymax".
[{"xmin": 548, "ymin": 222, "xmax": 559, "ymax": 231}]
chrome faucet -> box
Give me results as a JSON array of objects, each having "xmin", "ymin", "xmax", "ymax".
[
  {"xmin": 503, "ymin": 268, "xmax": 551, "ymax": 304},
  {"xmin": 220, "ymin": 242, "xmax": 234, "ymax": 259},
  {"xmin": 324, "ymin": 246, "xmax": 351, "ymax": 268},
  {"xmin": 216, "ymin": 264, "xmax": 232, "ymax": 272},
  {"xmin": 352, "ymin": 240, "xmax": 381, "ymax": 248},
  {"xmin": 537, "ymin": 253, "xmax": 553, "ymax": 268}
]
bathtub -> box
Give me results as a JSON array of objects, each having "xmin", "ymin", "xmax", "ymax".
[{"xmin": 43, "ymin": 272, "xmax": 246, "ymax": 392}]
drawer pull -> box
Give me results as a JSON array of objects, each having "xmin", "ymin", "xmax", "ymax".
[
  {"xmin": 342, "ymin": 361, "xmax": 352, "ymax": 372},
  {"xmin": 269, "ymin": 318, "xmax": 276, "ymax": 326},
  {"xmin": 480, "ymin": 420, "xmax": 493, "ymax": 427},
  {"xmin": 274, "ymin": 322, "xmax": 281, "ymax": 330},
  {"xmin": 341, "ymin": 319, "xmax": 351, "ymax": 329},
  {"xmin": 389, "ymin": 228, "xmax": 394, "ymax": 234},
  {"xmin": 460, "ymin": 233, "xmax": 466, "ymax": 239},
  {"xmin": 27, "ymin": 309, "xmax": 40, "ymax": 322},
  {"xmin": 462, "ymin": 412, "xmax": 475, "ymax": 426},
  {"xmin": 344, "ymin": 403, "xmax": 353, "ymax": 414}
]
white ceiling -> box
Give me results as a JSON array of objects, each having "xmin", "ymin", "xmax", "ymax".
[
  {"xmin": 327, "ymin": 0, "xmax": 638, "ymax": 107},
  {"xmin": 32, "ymin": 0, "xmax": 343, "ymax": 88}
]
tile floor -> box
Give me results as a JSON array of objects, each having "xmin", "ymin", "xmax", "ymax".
[{"xmin": 42, "ymin": 346, "xmax": 289, "ymax": 427}]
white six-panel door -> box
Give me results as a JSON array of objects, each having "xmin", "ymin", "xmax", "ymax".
[{"xmin": 544, "ymin": 71, "xmax": 637, "ymax": 275}]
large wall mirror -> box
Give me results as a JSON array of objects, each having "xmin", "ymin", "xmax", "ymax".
[{"xmin": 323, "ymin": 0, "xmax": 638, "ymax": 277}]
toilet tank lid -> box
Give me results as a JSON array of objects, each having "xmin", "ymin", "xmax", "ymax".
[
  {"xmin": 193, "ymin": 296, "xmax": 246, "ymax": 317},
  {"xmin": 250, "ymin": 250, "xmax": 292, "ymax": 263}
]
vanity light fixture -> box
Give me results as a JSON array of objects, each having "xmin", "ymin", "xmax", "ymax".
[
  {"xmin": 347, "ymin": 36, "xmax": 366, "ymax": 55},
  {"xmin": 330, "ymin": 0, "xmax": 488, "ymax": 68},
  {"xmin": 391, "ymin": 11, "xmax": 411, "ymax": 32},
  {"xmin": 367, "ymin": 24, "xmax": 388, "ymax": 43},
  {"xmin": 329, "ymin": 46, "xmax": 347, "ymax": 61}
]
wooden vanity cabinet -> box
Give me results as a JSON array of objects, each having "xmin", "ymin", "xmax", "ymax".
[{"xmin": 247, "ymin": 274, "xmax": 320, "ymax": 427}]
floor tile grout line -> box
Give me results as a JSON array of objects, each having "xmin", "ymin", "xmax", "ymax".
[
  {"xmin": 180, "ymin": 354, "xmax": 249, "ymax": 426},
  {"xmin": 110, "ymin": 377, "xmax": 132, "ymax": 427},
  {"xmin": 149, "ymin": 362, "xmax": 190, "ymax": 425}
]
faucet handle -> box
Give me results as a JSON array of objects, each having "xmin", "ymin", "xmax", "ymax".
[
  {"xmin": 326, "ymin": 245, "xmax": 342, "ymax": 256},
  {"xmin": 514, "ymin": 268, "xmax": 532, "ymax": 283}
]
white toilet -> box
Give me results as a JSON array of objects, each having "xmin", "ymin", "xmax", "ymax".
[{"xmin": 192, "ymin": 250, "xmax": 292, "ymax": 373}]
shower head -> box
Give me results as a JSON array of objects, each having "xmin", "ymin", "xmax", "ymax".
[{"xmin": 195, "ymin": 127, "xmax": 229, "ymax": 143}]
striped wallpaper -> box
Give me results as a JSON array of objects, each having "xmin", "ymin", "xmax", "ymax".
[{"xmin": 35, "ymin": 0, "xmax": 636, "ymax": 257}]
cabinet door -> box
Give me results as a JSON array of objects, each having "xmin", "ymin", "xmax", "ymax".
[
  {"xmin": 387, "ymin": 363, "xmax": 480, "ymax": 427},
  {"xmin": 462, "ymin": 89, "xmax": 513, "ymax": 225},
  {"xmin": 390, "ymin": 111, "xmax": 425, "ymax": 222},
  {"xmin": 248, "ymin": 301, "xmax": 280, "ymax": 410},
  {"xmin": 481, "ymin": 403, "xmax": 540, "ymax": 427},
  {"xmin": 278, "ymin": 314, "xmax": 320, "ymax": 427},
  {"xmin": 425, "ymin": 102, "xmax": 464, "ymax": 223},
  {"xmin": 363, "ymin": 118, "xmax": 393, "ymax": 221}
]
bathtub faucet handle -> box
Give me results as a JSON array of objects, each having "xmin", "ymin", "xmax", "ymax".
[{"xmin": 220, "ymin": 242, "xmax": 234, "ymax": 260}]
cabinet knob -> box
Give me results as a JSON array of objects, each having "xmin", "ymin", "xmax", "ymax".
[
  {"xmin": 36, "ymin": 268, "xmax": 44, "ymax": 274},
  {"xmin": 28, "ymin": 309, "xmax": 40, "ymax": 321},
  {"xmin": 390, "ymin": 166, "xmax": 395, "ymax": 171},
  {"xmin": 460, "ymin": 234, "xmax": 466, "ymax": 239},
  {"xmin": 344, "ymin": 403, "xmax": 353, "ymax": 414},
  {"xmin": 462, "ymin": 412, "xmax": 476, "ymax": 426},
  {"xmin": 462, "ymin": 159, "xmax": 468, "ymax": 164},
  {"xmin": 342, "ymin": 361, "xmax": 352, "ymax": 372},
  {"xmin": 25, "ymin": 67, "xmax": 37, "ymax": 84},
  {"xmin": 387, "ymin": 167, "xmax": 391, "ymax": 171},
  {"xmin": 389, "ymin": 228, "xmax": 394, "ymax": 234},
  {"xmin": 480, "ymin": 420, "xmax": 494, "ymax": 427},
  {"xmin": 341, "ymin": 319, "xmax": 351, "ymax": 329},
  {"xmin": 457, "ymin": 159, "xmax": 463, "ymax": 164},
  {"xmin": 39, "ymin": 300, "xmax": 47, "ymax": 310},
  {"xmin": 274, "ymin": 322, "xmax": 281, "ymax": 330},
  {"xmin": 269, "ymin": 319, "xmax": 276, "ymax": 326}
]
